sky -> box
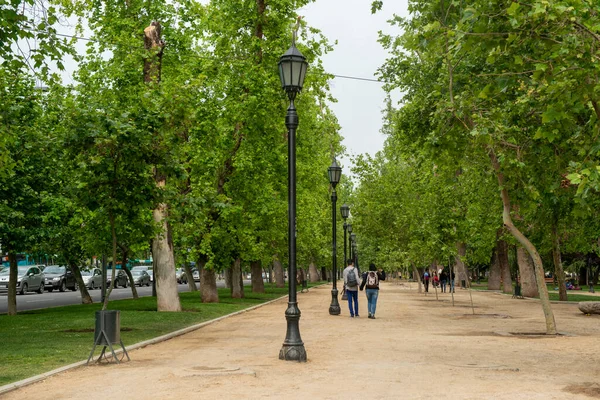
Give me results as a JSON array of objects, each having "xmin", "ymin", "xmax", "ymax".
[{"xmin": 300, "ymin": 0, "xmax": 409, "ymax": 167}]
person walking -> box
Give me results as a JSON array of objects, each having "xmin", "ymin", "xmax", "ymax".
[
  {"xmin": 343, "ymin": 259, "xmax": 361, "ymax": 317},
  {"xmin": 423, "ymin": 269, "xmax": 430, "ymax": 293},
  {"xmin": 360, "ymin": 263, "xmax": 386, "ymax": 319},
  {"xmin": 440, "ymin": 269, "xmax": 448, "ymax": 293}
]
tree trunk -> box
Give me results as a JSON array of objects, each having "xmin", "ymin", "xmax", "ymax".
[
  {"xmin": 517, "ymin": 247, "xmax": 538, "ymax": 297},
  {"xmin": 103, "ymin": 212, "xmax": 118, "ymax": 310},
  {"xmin": 321, "ymin": 266, "xmax": 327, "ymax": 281},
  {"xmin": 296, "ymin": 267, "xmax": 305, "ymax": 285},
  {"xmin": 7, "ymin": 249, "xmax": 17, "ymax": 316},
  {"xmin": 489, "ymin": 147, "xmax": 556, "ymax": 334},
  {"xmin": 488, "ymin": 247, "xmax": 501, "ymax": 290},
  {"xmin": 454, "ymin": 242, "xmax": 468, "ymax": 288},
  {"xmin": 231, "ymin": 258, "xmax": 244, "ymax": 298},
  {"xmin": 251, "ymin": 260, "xmax": 265, "ymax": 293},
  {"xmin": 200, "ymin": 258, "xmax": 219, "ymax": 303},
  {"xmin": 144, "ymin": 22, "xmax": 180, "ymax": 312},
  {"xmin": 70, "ymin": 263, "xmax": 93, "ymax": 304},
  {"xmin": 225, "ymin": 267, "xmax": 232, "ymax": 289},
  {"xmin": 551, "ymin": 223, "xmax": 568, "ymax": 301},
  {"xmin": 308, "ymin": 261, "xmax": 320, "ymax": 283},
  {"xmin": 412, "ymin": 264, "xmax": 422, "ymax": 293},
  {"xmin": 184, "ymin": 261, "xmax": 197, "ymax": 292},
  {"xmin": 498, "ymin": 238, "xmax": 513, "ymax": 294},
  {"xmin": 268, "ymin": 263, "xmax": 274, "ymax": 284},
  {"xmin": 119, "ymin": 246, "xmax": 138, "ymax": 300},
  {"xmin": 273, "ymin": 256, "xmax": 285, "ymax": 288}
]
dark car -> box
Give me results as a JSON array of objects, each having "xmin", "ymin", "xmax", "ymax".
[
  {"xmin": 106, "ymin": 269, "xmax": 128, "ymax": 288},
  {"xmin": 131, "ymin": 270, "xmax": 151, "ymax": 287},
  {"xmin": 43, "ymin": 265, "xmax": 77, "ymax": 292}
]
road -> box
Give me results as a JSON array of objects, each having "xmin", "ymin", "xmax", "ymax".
[{"xmin": 0, "ymin": 280, "xmax": 249, "ymax": 314}]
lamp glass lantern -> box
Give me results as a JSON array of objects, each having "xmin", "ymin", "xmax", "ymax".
[
  {"xmin": 340, "ymin": 204, "xmax": 349, "ymax": 219},
  {"xmin": 278, "ymin": 43, "xmax": 308, "ymax": 98},
  {"xmin": 347, "ymin": 224, "xmax": 353, "ymax": 234},
  {"xmin": 328, "ymin": 159, "xmax": 342, "ymax": 188}
]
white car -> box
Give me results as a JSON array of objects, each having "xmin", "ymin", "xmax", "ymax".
[
  {"xmin": 0, "ymin": 265, "xmax": 45, "ymax": 295},
  {"xmin": 81, "ymin": 268, "xmax": 104, "ymax": 289}
]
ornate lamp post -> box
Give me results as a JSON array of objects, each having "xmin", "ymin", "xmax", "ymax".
[
  {"xmin": 277, "ymin": 33, "xmax": 308, "ymax": 362},
  {"xmin": 340, "ymin": 204, "xmax": 350, "ymax": 280},
  {"xmin": 328, "ymin": 159, "xmax": 342, "ymax": 315},
  {"xmin": 350, "ymin": 232, "xmax": 357, "ymax": 268}
]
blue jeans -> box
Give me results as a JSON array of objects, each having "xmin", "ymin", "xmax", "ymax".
[
  {"xmin": 441, "ymin": 280, "xmax": 447, "ymax": 292},
  {"xmin": 347, "ymin": 290, "xmax": 358, "ymax": 316},
  {"xmin": 366, "ymin": 288, "xmax": 379, "ymax": 316}
]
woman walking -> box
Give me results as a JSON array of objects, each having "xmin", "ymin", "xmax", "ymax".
[{"xmin": 360, "ymin": 263, "xmax": 386, "ymax": 319}]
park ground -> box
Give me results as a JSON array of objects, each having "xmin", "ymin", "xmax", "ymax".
[{"xmin": 4, "ymin": 281, "xmax": 600, "ymax": 400}]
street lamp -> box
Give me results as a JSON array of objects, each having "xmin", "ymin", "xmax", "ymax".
[
  {"xmin": 340, "ymin": 204, "xmax": 350, "ymax": 280},
  {"xmin": 350, "ymin": 232, "xmax": 356, "ymax": 266},
  {"xmin": 328, "ymin": 159, "xmax": 342, "ymax": 316},
  {"xmin": 278, "ymin": 33, "xmax": 308, "ymax": 363}
]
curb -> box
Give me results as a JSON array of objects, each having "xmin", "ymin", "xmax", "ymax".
[{"xmin": 0, "ymin": 286, "xmax": 327, "ymax": 397}]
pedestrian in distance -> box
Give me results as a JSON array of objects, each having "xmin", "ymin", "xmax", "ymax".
[
  {"xmin": 423, "ymin": 269, "xmax": 430, "ymax": 293},
  {"xmin": 343, "ymin": 259, "xmax": 361, "ymax": 317},
  {"xmin": 360, "ymin": 263, "xmax": 386, "ymax": 319},
  {"xmin": 439, "ymin": 269, "xmax": 448, "ymax": 293}
]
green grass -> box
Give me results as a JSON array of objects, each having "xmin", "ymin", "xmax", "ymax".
[{"xmin": 0, "ymin": 282, "xmax": 323, "ymax": 386}]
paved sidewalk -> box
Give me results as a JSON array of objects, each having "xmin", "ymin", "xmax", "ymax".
[{"xmin": 4, "ymin": 282, "xmax": 600, "ymax": 399}]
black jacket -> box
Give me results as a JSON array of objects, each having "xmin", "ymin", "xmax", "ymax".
[{"xmin": 360, "ymin": 270, "xmax": 386, "ymax": 290}]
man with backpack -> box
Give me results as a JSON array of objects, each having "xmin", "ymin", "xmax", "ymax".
[
  {"xmin": 360, "ymin": 263, "xmax": 386, "ymax": 319},
  {"xmin": 343, "ymin": 259, "xmax": 361, "ymax": 317},
  {"xmin": 423, "ymin": 269, "xmax": 430, "ymax": 293}
]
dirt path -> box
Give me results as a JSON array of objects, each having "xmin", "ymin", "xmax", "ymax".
[{"xmin": 5, "ymin": 282, "xmax": 600, "ymax": 399}]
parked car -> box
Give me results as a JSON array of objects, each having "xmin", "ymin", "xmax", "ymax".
[
  {"xmin": 147, "ymin": 270, "xmax": 154, "ymax": 282},
  {"xmin": 81, "ymin": 268, "xmax": 103, "ymax": 289},
  {"xmin": 131, "ymin": 265, "xmax": 151, "ymax": 272},
  {"xmin": 131, "ymin": 270, "xmax": 151, "ymax": 286},
  {"xmin": 175, "ymin": 268, "xmax": 187, "ymax": 284},
  {"xmin": 106, "ymin": 269, "xmax": 128, "ymax": 288},
  {"xmin": 43, "ymin": 265, "xmax": 77, "ymax": 292},
  {"xmin": 192, "ymin": 268, "xmax": 200, "ymax": 282},
  {"xmin": 0, "ymin": 265, "xmax": 45, "ymax": 295}
]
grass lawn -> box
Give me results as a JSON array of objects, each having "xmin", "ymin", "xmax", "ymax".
[
  {"xmin": 0, "ymin": 282, "xmax": 323, "ymax": 386},
  {"xmin": 469, "ymin": 283, "xmax": 599, "ymax": 302}
]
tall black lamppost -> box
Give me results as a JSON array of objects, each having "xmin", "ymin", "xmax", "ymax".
[
  {"xmin": 328, "ymin": 159, "xmax": 342, "ymax": 315},
  {"xmin": 340, "ymin": 204, "xmax": 350, "ymax": 280},
  {"xmin": 350, "ymin": 232, "xmax": 357, "ymax": 269},
  {"xmin": 278, "ymin": 33, "xmax": 308, "ymax": 362}
]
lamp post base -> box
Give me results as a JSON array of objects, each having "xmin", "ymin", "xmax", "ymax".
[
  {"xmin": 329, "ymin": 288, "xmax": 341, "ymax": 315},
  {"xmin": 279, "ymin": 303, "xmax": 307, "ymax": 362}
]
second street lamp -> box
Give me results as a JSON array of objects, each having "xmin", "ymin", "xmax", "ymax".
[
  {"xmin": 340, "ymin": 204, "xmax": 349, "ymax": 281},
  {"xmin": 277, "ymin": 32, "xmax": 308, "ymax": 362},
  {"xmin": 328, "ymin": 159, "xmax": 342, "ymax": 316}
]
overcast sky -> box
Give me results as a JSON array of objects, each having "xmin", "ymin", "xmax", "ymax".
[{"xmin": 300, "ymin": 0, "xmax": 409, "ymax": 167}]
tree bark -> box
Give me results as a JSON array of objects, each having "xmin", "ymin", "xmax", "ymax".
[
  {"xmin": 200, "ymin": 257, "xmax": 219, "ymax": 303},
  {"xmin": 412, "ymin": 264, "xmax": 422, "ymax": 293},
  {"xmin": 118, "ymin": 245, "xmax": 138, "ymax": 300},
  {"xmin": 103, "ymin": 212, "xmax": 118, "ymax": 311},
  {"xmin": 488, "ymin": 247, "xmax": 501, "ymax": 290},
  {"xmin": 7, "ymin": 249, "xmax": 17, "ymax": 315},
  {"xmin": 488, "ymin": 148, "xmax": 556, "ymax": 334},
  {"xmin": 225, "ymin": 267, "xmax": 232, "ymax": 289},
  {"xmin": 273, "ymin": 256, "xmax": 285, "ymax": 288},
  {"xmin": 551, "ymin": 223, "xmax": 568, "ymax": 301},
  {"xmin": 251, "ymin": 260, "xmax": 265, "ymax": 293},
  {"xmin": 454, "ymin": 242, "xmax": 468, "ymax": 288},
  {"xmin": 184, "ymin": 261, "xmax": 197, "ymax": 292},
  {"xmin": 517, "ymin": 247, "xmax": 538, "ymax": 297},
  {"xmin": 144, "ymin": 22, "xmax": 180, "ymax": 312},
  {"xmin": 231, "ymin": 258, "xmax": 244, "ymax": 298},
  {"xmin": 498, "ymin": 238, "xmax": 513, "ymax": 294},
  {"xmin": 308, "ymin": 261, "xmax": 320, "ymax": 283},
  {"xmin": 70, "ymin": 263, "xmax": 93, "ymax": 304}
]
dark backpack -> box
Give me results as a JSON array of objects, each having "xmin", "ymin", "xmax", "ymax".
[
  {"xmin": 366, "ymin": 271, "xmax": 379, "ymax": 289},
  {"xmin": 347, "ymin": 268, "xmax": 358, "ymax": 287}
]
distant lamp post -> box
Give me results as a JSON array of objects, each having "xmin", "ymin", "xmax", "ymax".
[
  {"xmin": 278, "ymin": 32, "xmax": 308, "ymax": 363},
  {"xmin": 328, "ymin": 159, "xmax": 342, "ymax": 316},
  {"xmin": 350, "ymin": 232, "xmax": 357, "ymax": 265},
  {"xmin": 340, "ymin": 204, "xmax": 350, "ymax": 280}
]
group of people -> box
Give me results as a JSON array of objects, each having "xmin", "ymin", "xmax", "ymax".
[
  {"xmin": 422, "ymin": 269, "xmax": 455, "ymax": 293},
  {"xmin": 342, "ymin": 260, "xmax": 386, "ymax": 319}
]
